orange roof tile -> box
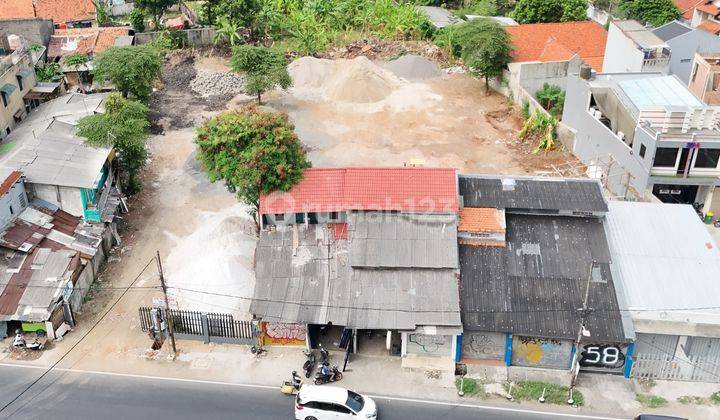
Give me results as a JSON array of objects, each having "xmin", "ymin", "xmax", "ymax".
[
  {"xmin": 459, "ymin": 239, "xmax": 506, "ymax": 247},
  {"xmin": 698, "ymin": 19, "xmax": 720, "ymax": 34},
  {"xmin": 697, "ymin": 2, "xmax": 720, "ymax": 15},
  {"xmin": 49, "ymin": 27, "xmax": 129, "ymax": 59},
  {"xmin": 674, "ymin": 0, "xmax": 706, "ymax": 20},
  {"xmin": 35, "ymin": 0, "xmax": 95, "ymax": 24},
  {"xmin": 0, "ymin": 171, "xmax": 22, "ymax": 197},
  {"xmin": 260, "ymin": 167, "xmax": 458, "ymax": 215},
  {"xmin": 0, "ymin": 0, "xmax": 35, "ymax": 20},
  {"xmin": 458, "ymin": 208, "xmax": 505, "ymax": 234},
  {"xmin": 506, "ymin": 21, "xmax": 608, "ymax": 71}
]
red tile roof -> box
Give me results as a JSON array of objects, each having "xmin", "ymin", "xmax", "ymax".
[
  {"xmin": 505, "ymin": 21, "xmax": 608, "ymax": 71},
  {"xmin": 458, "ymin": 208, "xmax": 505, "ymax": 234},
  {"xmin": 260, "ymin": 168, "xmax": 458, "ymax": 215},
  {"xmin": 49, "ymin": 27, "xmax": 130, "ymax": 59},
  {"xmin": 697, "ymin": 2, "xmax": 720, "ymax": 16},
  {"xmin": 0, "ymin": 0, "xmax": 35, "ymax": 20},
  {"xmin": 35, "ymin": 0, "xmax": 96, "ymax": 23},
  {"xmin": 698, "ymin": 19, "xmax": 720, "ymax": 34},
  {"xmin": 0, "ymin": 171, "xmax": 22, "ymax": 197},
  {"xmin": 674, "ymin": 0, "xmax": 706, "ymax": 19}
]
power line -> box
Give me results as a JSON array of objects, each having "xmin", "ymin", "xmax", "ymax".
[{"xmin": 0, "ymin": 257, "xmax": 156, "ymax": 416}]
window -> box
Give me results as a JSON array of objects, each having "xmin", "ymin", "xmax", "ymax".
[
  {"xmin": 5, "ymin": 127, "xmax": 9, "ymax": 136},
  {"xmin": 694, "ymin": 148, "xmax": 720, "ymax": 168},
  {"xmin": 346, "ymin": 391, "xmax": 365, "ymax": 413},
  {"xmin": 1, "ymin": 92, "xmax": 7, "ymax": 107},
  {"xmin": 653, "ymin": 147, "xmax": 679, "ymax": 167},
  {"xmin": 639, "ymin": 144, "xmax": 646, "ymax": 159},
  {"xmin": 692, "ymin": 63, "xmax": 699, "ymax": 82},
  {"xmin": 295, "ymin": 213, "xmax": 305, "ymax": 224},
  {"xmin": 680, "ymin": 58, "xmax": 691, "ymax": 63},
  {"xmin": 330, "ymin": 211, "xmax": 338, "ymax": 220},
  {"xmin": 15, "ymin": 75, "xmax": 23, "ymax": 91},
  {"xmin": 9, "ymin": 205, "xmax": 13, "ymax": 215},
  {"xmin": 274, "ymin": 213, "xmax": 285, "ymax": 221},
  {"xmin": 18, "ymin": 193, "xmax": 26, "ymax": 208},
  {"xmin": 328, "ymin": 404, "xmax": 352, "ymax": 414}
]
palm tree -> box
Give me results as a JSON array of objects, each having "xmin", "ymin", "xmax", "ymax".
[{"xmin": 213, "ymin": 16, "xmax": 242, "ymax": 46}]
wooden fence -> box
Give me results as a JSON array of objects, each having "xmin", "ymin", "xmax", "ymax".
[
  {"xmin": 631, "ymin": 353, "xmax": 720, "ymax": 383},
  {"xmin": 139, "ymin": 307, "xmax": 257, "ymax": 345}
]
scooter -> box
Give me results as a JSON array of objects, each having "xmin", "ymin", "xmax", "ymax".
[
  {"xmin": 314, "ymin": 364, "xmax": 343, "ymax": 385},
  {"xmin": 12, "ymin": 330, "xmax": 25, "ymax": 347},
  {"xmin": 280, "ymin": 371, "xmax": 302, "ymax": 395},
  {"xmin": 12, "ymin": 330, "xmax": 45, "ymax": 350},
  {"xmin": 302, "ymin": 349, "xmax": 316, "ymax": 378},
  {"xmin": 318, "ymin": 344, "xmax": 329, "ymax": 365}
]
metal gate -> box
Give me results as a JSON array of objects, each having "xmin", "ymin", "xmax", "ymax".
[
  {"xmin": 139, "ymin": 307, "xmax": 257, "ymax": 345},
  {"xmin": 631, "ymin": 353, "xmax": 720, "ymax": 383}
]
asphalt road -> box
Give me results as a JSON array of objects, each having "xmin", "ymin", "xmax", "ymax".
[{"xmin": 0, "ymin": 365, "xmax": 619, "ymax": 420}]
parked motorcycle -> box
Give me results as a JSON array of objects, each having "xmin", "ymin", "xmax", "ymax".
[
  {"xmin": 12, "ymin": 330, "xmax": 45, "ymax": 350},
  {"xmin": 318, "ymin": 344, "xmax": 329, "ymax": 365},
  {"xmin": 280, "ymin": 371, "xmax": 302, "ymax": 395},
  {"xmin": 12, "ymin": 330, "xmax": 25, "ymax": 347},
  {"xmin": 302, "ymin": 349, "xmax": 316, "ymax": 378},
  {"xmin": 314, "ymin": 364, "xmax": 343, "ymax": 385}
]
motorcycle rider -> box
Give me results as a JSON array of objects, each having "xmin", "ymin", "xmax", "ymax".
[{"xmin": 320, "ymin": 363, "xmax": 334, "ymax": 382}]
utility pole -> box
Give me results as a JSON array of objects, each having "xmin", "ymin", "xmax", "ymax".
[
  {"xmin": 156, "ymin": 250, "xmax": 177, "ymax": 356},
  {"xmin": 569, "ymin": 260, "xmax": 596, "ymax": 404}
]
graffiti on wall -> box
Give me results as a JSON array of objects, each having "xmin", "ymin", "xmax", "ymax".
[
  {"xmin": 579, "ymin": 344, "xmax": 626, "ymax": 371},
  {"xmin": 406, "ymin": 334, "xmax": 452, "ymax": 357},
  {"xmin": 462, "ymin": 332, "xmax": 505, "ymax": 360},
  {"xmin": 262, "ymin": 322, "xmax": 306, "ymax": 346},
  {"xmin": 511, "ymin": 336, "xmax": 573, "ymax": 369}
]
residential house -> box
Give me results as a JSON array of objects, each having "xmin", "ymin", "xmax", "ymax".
[
  {"xmin": 563, "ymin": 72, "xmax": 720, "ymax": 212},
  {"xmin": 458, "ymin": 175, "xmax": 633, "ymax": 380},
  {"xmin": 606, "ymin": 201, "xmax": 720, "ymax": 383},
  {"xmin": 675, "ymin": 0, "xmax": 706, "ymax": 22},
  {"xmin": 47, "ymin": 26, "xmax": 131, "ymax": 89},
  {"xmin": 252, "ymin": 168, "xmax": 463, "ymax": 367},
  {"xmin": 691, "ymin": 1, "xmax": 720, "ymax": 34},
  {"xmin": 501, "ymin": 22, "xmax": 607, "ymax": 106},
  {"xmin": 0, "ymin": 18, "xmax": 55, "ymax": 52},
  {"xmin": 0, "ymin": 171, "xmax": 111, "ymax": 340},
  {"xmin": 0, "ymin": 93, "xmax": 122, "ymax": 223},
  {"xmin": 688, "ymin": 52, "xmax": 720, "ymax": 105},
  {"xmin": 602, "ymin": 21, "xmax": 671, "ymax": 75},
  {"xmin": 0, "ymin": 0, "xmax": 96, "ymax": 29},
  {"xmin": 652, "ymin": 20, "xmax": 720, "ymax": 83},
  {"xmin": 0, "ymin": 34, "xmax": 37, "ymax": 140}
]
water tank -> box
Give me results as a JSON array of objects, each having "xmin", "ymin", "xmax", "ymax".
[{"xmin": 580, "ymin": 64, "xmax": 592, "ymax": 80}]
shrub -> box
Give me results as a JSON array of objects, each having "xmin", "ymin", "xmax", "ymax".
[
  {"xmin": 504, "ymin": 381, "xmax": 583, "ymax": 406},
  {"xmin": 636, "ymin": 394, "xmax": 668, "ymax": 408},
  {"xmin": 129, "ymin": 9, "xmax": 146, "ymax": 33},
  {"xmin": 535, "ymin": 83, "xmax": 565, "ymax": 117}
]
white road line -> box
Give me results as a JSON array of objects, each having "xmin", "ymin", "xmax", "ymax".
[{"xmin": 0, "ymin": 363, "xmax": 622, "ymax": 419}]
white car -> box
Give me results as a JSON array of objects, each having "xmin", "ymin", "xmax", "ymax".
[{"xmin": 295, "ymin": 385, "xmax": 378, "ymax": 419}]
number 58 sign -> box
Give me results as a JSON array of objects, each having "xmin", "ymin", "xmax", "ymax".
[{"xmin": 579, "ymin": 344, "xmax": 626, "ymax": 369}]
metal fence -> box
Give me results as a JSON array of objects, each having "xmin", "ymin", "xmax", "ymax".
[
  {"xmin": 631, "ymin": 353, "xmax": 720, "ymax": 383},
  {"xmin": 139, "ymin": 307, "xmax": 257, "ymax": 345}
]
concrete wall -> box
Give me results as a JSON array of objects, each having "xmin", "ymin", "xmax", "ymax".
[
  {"xmin": 667, "ymin": 30, "xmax": 720, "ymax": 84},
  {"xmin": 508, "ymin": 366, "xmax": 573, "ymax": 386},
  {"xmin": 0, "ymin": 50, "xmax": 36, "ymax": 139},
  {"xmin": 405, "ymin": 333, "xmax": 455, "ymax": 358},
  {"xmin": 510, "ymin": 336, "xmax": 573, "ymax": 369},
  {"xmin": 462, "ymin": 331, "xmax": 506, "ymax": 361},
  {"xmin": 31, "ymin": 184, "xmax": 84, "ymax": 217},
  {"xmin": 0, "ymin": 179, "xmax": 28, "ymax": 229},
  {"xmin": 134, "ymin": 28, "xmax": 216, "ymax": 47},
  {"xmin": 603, "ymin": 22, "xmax": 645, "ymax": 74},
  {"xmin": 562, "ymin": 75, "xmax": 651, "ymax": 197},
  {"xmin": 0, "ymin": 19, "xmax": 54, "ymax": 49},
  {"xmin": 688, "ymin": 53, "xmax": 713, "ymax": 103},
  {"xmin": 505, "ymin": 58, "xmax": 581, "ymax": 104}
]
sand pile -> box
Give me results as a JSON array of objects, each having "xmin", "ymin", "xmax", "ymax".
[
  {"xmin": 289, "ymin": 56, "xmax": 402, "ymax": 103},
  {"xmin": 383, "ymin": 54, "xmax": 442, "ymax": 80}
]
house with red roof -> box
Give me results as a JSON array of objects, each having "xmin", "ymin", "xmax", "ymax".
[
  {"xmin": 500, "ymin": 21, "xmax": 608, "ymax": 110},
  {"xmin": 252, "ymin": 167, "xmax": 463, "ymax": 364},
  {"xmin": 0, "ymin": 0, "xmax": 96, "ymax": 28}
]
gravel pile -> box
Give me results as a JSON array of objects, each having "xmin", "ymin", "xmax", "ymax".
[
  {"xmin": 190, "ymin": 70, "xmax": 246, "ymax": 97},
  {"xmin": 162, "ymin": 56, "xmax": 197, "ymax": 90},
  {"xmin": 383, "ymin": 54, "xmax": 442, "ymax": 80}
]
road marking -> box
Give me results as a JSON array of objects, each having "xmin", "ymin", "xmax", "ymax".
[{"xmin": 0, "ymin": 363, "xmax": 622, "ymax": 419}]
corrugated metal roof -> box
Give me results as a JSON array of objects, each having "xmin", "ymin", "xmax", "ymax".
[
  {"xmin": 459, "ymin": 214, "xmax": 627, "ymax": 342},
  {"xmin": 615, "ymin": 20, "xmax": 668, "ymax": 49},
  {"xmin": 0, "ymin": 93, "xmax": 110, "ymax": 189},
  {"xmin": 251, "ymin": 224, "xmax": 461, "ymax": 330},
  {"xmin": 459, "ymin": 175, "xmax": 608, "ymax": 213},
  {"xmin": 349, "ymin": 212, "xmax": 458, "ymax": 269},
  {"xmin": 605, "ymin": 201, "xmax": 720, "ymax": 325},
  {"xmin": 260, "ymin": 167, "xmax": 458, "ymax": 215},
  {"xmin": 653, "ymin": 20, "xmax": 693, "ymax": 42}
]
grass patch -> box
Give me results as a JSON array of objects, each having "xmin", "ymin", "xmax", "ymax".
[
  {"xmin": 503, "ymin": 381, "xmax": 583, "ymax": 406},
  {"xmin": 711, "ymin": 391, "xmax": 720, "ymax": 404},
  {"xmin": 636, "ymin": 394, "xmax": 668, "ymax": 408},
  {"xmin": 455, "ymin": 377, "xmax": 486, "ymax": 398},
  {"xmin": 677, "ymin": 395, "xmax": 704, "ymax": 405}
]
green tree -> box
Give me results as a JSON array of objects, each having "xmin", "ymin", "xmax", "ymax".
[
  {"xmin": 619, "ymin": 0, "xmax": 680, "ymax": 27},
  {"xmin": 202, "ymin": 0, "xmax": 262, "ymax": 32},
  {"xmin": 213, "ymin": 16, "xmax": 243, "ymax": 46},
  {"xmin": 136, "ymin": 0, "xmax": 179, "ymax": 29},
  {"xmin": 511, "ymin": 0, "xmax": 588, "ymax": 23},
  {"xmin": 194, "ymin": 106, "xmax": 310, "ymax": 222},
  {"xmin": 129, "ymin": 9, "xmax": 146, "ymax": 33},
  {"xmin": 93, "ymin": 45, "xmax": 163, "ymax": 101},
  {"xmin": 35, "ymin": 62, "xmax": 62, "ymax": 82},
  {"xmin": 535, "ymin": 83, "xmax": 565, "ymax": 117},
  {"xmin": 77, "ymin": 93, "xmax": 150, "ymax": 193},
  {"xmin": 454, "ymin": 18, "xmax": 513, "ymax": 93},
  {"xmin": 231, "ymin": 45, "xmax": 291, "ymax": 104},
  {"xmin": 92, "ymin": 0, "xmax": 111, "ymax": 26}
]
